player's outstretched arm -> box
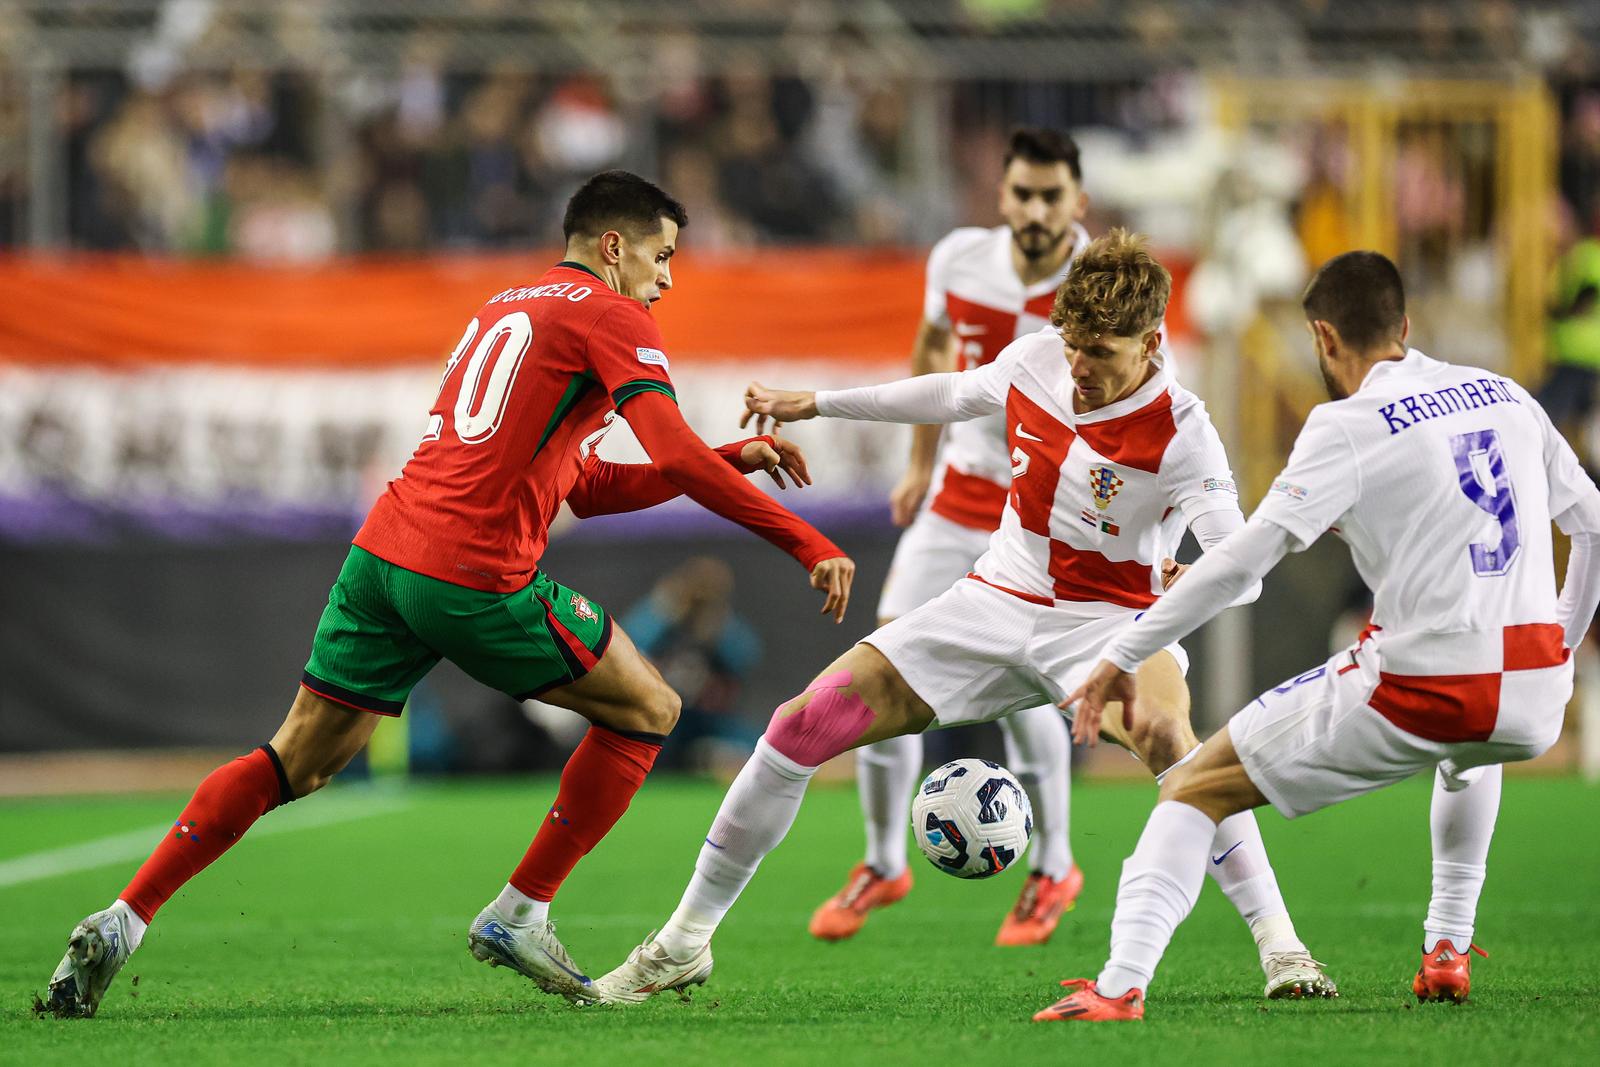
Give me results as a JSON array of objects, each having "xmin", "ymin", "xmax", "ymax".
[
  {"xmin": 740, "ymin": 383, "xmax": 819, "ymax": 433},
  {"xmin": 1179, "ymin": 508, "xmax": 1263, "ymax": 606},
  {"xmin": 742, "ymin": 342, "xmax": 1014, "ymax": 435},
  {"xmin": 624, "ymin": 390, "xmax": 855, "ymax": 622},
  {"xmin": 1065, "ymin": 516, "xmax": 1293, "ymax": 745},
  {"xmin": 567, "ymin": 436, "xmax": 811, "ymax": 519}
]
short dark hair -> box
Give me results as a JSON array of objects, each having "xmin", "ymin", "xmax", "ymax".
[
  {"xmin": 562, "ymin": 170, "xmax": 688, "ymax": 241},
  {"xmin": 1301, "ymin": 251, "xmax": 1407, "ymax": 351},
  {"xmin": 1003, "ymin": 127, "xmax": 1082, "ymax": 183}
]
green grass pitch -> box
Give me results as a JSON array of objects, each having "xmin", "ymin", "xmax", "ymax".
[{"xmin": 3, "ymin": 775, "xmax": 1597, "ymax": 1066}]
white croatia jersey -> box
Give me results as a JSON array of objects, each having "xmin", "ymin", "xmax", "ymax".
[
  {"xmin": 945, "ymin": 326, "xmax": 1242, "ymax": 612},
  {"xmin": 1254, "ymin": 349, "xmax": 1600, "ymax": 723},
  {"xmin": 921, "ymin": 223, "xmax": 1090, "ymax": 531}
]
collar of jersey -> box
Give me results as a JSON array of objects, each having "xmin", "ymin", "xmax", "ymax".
[
  {"xmin": 554, "ymin": 260, "xmax": 607, "ymax": 284},
  {"xmin": 1070, "ymin": 357, "xmax": 1171, "ymax": 424},
  {"xmin": 1357, "ymin": 347, "xmax": 1427, "ymax": 391}
]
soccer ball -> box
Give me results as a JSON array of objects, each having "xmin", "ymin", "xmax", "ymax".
[{"xmin": 910, "ymin": 758, "xmax": 1032, "ymax": 879}]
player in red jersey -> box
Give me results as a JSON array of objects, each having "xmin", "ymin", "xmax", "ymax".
[{"xmin": 40, "ymin": 171, "xmax": 855, "ymax": 1018}]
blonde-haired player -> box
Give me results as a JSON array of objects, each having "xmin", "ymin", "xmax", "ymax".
[
  {"xmin": 594, "ymin": 231, "xmax": 1333, "ymax": 1010},
  {"xmin": 812, "ymin": 127, "xmax": 1091, "ymax": 947}
]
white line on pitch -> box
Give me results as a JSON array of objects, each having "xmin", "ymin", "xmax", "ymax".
[{"xmin": 0, "ymin": 791, "xmax": 410, "ymax": 889}]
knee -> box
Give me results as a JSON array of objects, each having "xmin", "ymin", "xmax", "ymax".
[
  {"xmin": 765, "ymin": 679, "xmax": 878, "ymax": 767},
  {"xmin": 1133, "ymin": 713, "xmax": 1196, "ymax": 778},
  {"xmin": 628, "ymin": 679, "xmax": 681, "ymax": 736}
]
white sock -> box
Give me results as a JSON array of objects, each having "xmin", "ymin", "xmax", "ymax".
[
  {"xmin": 1000, "ymin": 704, "xmax": 1073, "ymax": 879},
  {"xmin": 1206, "ymin": 810, "xmax": 1306, "ymax": 957},
  {"xmin": 494, "ymin": 882, "xmax": 549, "ymax": 926},
  {"xmin": 110, "ymin": 899, "xmax": 147, "ymax": 952},
  {"xmin": 1097, "ymin": 800, "xmax": 1215, "ymax": 997},
  {"xmin": 658, "ymin": 739, "xmax": 817, "ymax": 959},
  {"xmin": 1424, "ymin": 762, "xmax": 1501, "ymax": 952},
  {"xmin": 857, "ymin": 733, "xmax": 922, "ymax": 878}
]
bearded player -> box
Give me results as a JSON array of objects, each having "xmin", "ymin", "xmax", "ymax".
[
  {"xmin": 594, "ymin": 231, "xmax": 1332, "ymax": 1007},
  {"xmin": 1037, "ymin": 251, "xmax": 1600, "ymax": 1021},
  {"xmin": 40, "ymin": 170, "xmax": 855, "ymax": 1018},
  {"xmin": 811, "ymin": 127, "xmax": 1090, "ymax": 948}
]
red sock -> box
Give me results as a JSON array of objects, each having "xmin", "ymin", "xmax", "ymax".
[
  {"xmin": 120, "ymin": 745, "xmax": 293, "ymax": 923},
  {"xmin": 509, "ymin": 726, "xmax": 663, "ymax": 901}
]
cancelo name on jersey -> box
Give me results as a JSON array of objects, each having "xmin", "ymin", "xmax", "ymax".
[{"xmin": 488, "ymin": 282, "xmax": 596, "ymax": 304}]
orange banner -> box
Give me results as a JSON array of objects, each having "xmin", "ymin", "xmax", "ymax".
[
  {"xmin": 0, "ymin": 250, "xmax": 1193, "ymax": 368},
  {"xmin": 0, "ymin": 251, "xmax": 933, "ymax": 368}
]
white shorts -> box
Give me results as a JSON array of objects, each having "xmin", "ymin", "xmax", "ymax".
[
  {"xmin": 876, "ymin": 509, "xmax": 994, "ymax": 621},
  {"xmin": 1229, "ymin": 646, "xmax": 1569, "ymax": 820},
  {"xmin": 865, "ymin": 576, "xmax": 1189, "ymax": 728}
]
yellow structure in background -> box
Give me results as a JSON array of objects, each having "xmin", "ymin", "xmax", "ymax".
[
  {"xmin": 367, "ymin": 708, "xmax": 410, "ymax": 778},
  {"xmin": 1212, "ymin": 76, "xmax": 1557, "ymax": 501}
]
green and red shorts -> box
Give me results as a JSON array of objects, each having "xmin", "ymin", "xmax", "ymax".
[{"xmin": 302, "ymin": 545, "xmax": 612, "ymax": 716}]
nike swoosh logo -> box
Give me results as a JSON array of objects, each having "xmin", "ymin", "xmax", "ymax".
[
  {"xmin": 1212, "ymin": 842, "xmax": 1242, "ymax": 865},
  {"xmin": 954, "ymin": 323, "xmax": 988, "ymax": 337},
  {"xmin": 1015, "ymin": 424, "xmax": 1045, "ymax": 443},
  {"xmin": 542, "ymin": 948, "xmax": 591, "ymax": 983}
]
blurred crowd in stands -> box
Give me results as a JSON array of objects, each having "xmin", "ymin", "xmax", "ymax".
[{"xmin": 0, "ymin": 0, "xmax": 1594, "ymax": 261}]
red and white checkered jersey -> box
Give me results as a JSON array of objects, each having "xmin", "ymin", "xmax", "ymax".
[
  {"xmin": 921, "ymin": 224, "xmax": 1090, "ymax": 531},
  {"xmin": 948, "ymin": 326, "xmax": 1242, "ymax": 610},
  {"xmin": 1255, "ymin": 349, "xmax": 1600, "ymax": 689}
]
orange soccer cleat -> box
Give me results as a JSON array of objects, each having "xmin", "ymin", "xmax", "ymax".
[
  {"xmin": 1413, "ymin": 941, "xmax": 1488, "ymax": 1003},
  {"xmin": 995, "ymin": 865, "xmax": 1085, "ymax": 946},
  {"xmin": 807, "ymin": 863, "xmax": 914, "ymax": 941},
  {"xmin": 1031, "ymin": 978, "xmax": 1144, "ymax": 1022}
]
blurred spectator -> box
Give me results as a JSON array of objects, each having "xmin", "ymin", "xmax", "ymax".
[
  {"xmin": 89, "ymin": 90, "xmax": 192, "ymax": 250},
  {"xmin": 1394, "ymin": 127, "xmax": 1467, "ymax": 286},
  {"xmin": 621, "ymin": 558, "xmax": 764, "ymax": 775},
  {"xmin": 0, "ymin": 63, "xmax": 27, "ymax": 247},
  {"xmin": 226, "ymin": 156, "xmax": 337, "ymax": 262},
  {"xmin": 1561, "ymin": 92, "xmax": 1600, "ymax": 237},
  {"xmin": 533, "ymin": 76, "xmax": 627, "ymax": 175},
  {"xmin": 1540, "ymin": 216, "xmax": 1600, "ymax": 441},
  {"xmin": 1295, "ymin": 126, "xmax": 1353, "ymax": 271},
  {"xmin": 804, "ymin": 56, "xmax": 913, "ymax": 244}
]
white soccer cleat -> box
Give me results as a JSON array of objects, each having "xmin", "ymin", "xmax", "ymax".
[
  {"xmin": 467, "ymin": 905, "xmax": 596, "ymax": 1004},
  {"xmin": 38, "ymin": 907, "xmax": 134, "ymax": 1018},
  {"xmin": 1262, "ymin": 949, "xmax": 1338, "ymax": 999},
  {"xmin": 591, "ymin": 933, "xmax": 714, "ymax": 1005}
]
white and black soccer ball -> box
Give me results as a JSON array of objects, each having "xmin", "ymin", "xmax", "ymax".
[{"xmin": 910, "ymin": 758, "xmax": 1033, "ymax": 879}]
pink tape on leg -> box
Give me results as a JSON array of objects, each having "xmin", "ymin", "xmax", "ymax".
[{"xmin": 765, "ymin": 670, "xmax": 876, "ymax": 766}]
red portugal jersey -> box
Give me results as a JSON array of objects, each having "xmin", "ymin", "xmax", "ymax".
[{"xmin": 355, "ymin": 262, "xmax": 680, "ymax": 592}]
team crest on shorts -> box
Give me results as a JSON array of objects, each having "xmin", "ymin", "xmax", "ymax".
[
  {"xmin": 1088, "ymin": 465, "xmax": 1124, "ymax": 510},
  {"xmin": 570, "ymin": 593, "xmax": 599, "ymax": 623}
]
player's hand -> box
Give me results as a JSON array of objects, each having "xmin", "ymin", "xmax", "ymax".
[
  {"xmin": 1160, "ymin": 557, "xmax": 1191, "ymax": 590},
  {"xmin": 889, "ymin": 466, "xmax": 933, "ymax": 527},
  {"xmin": 740, "ymin": 436, "xmax": 813, "ymax": 489},
  {"xmin": 810, "ymin": 556, "xmax": 855, "ymax": 624},
  {"xmin": 742, "ymin": 382, "xmax": 818, "ymax": 435},
  {"xmin": 1061, "ymin": 659, "xmax": 1138, "ymax": 746}
]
